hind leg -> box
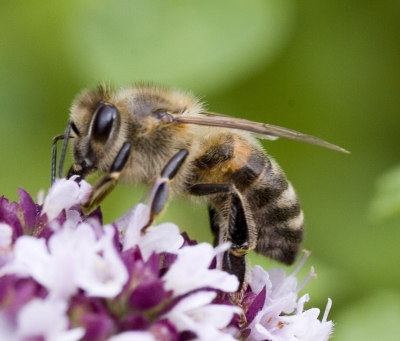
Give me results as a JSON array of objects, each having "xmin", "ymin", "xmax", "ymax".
[{"xmin": 189, "ymin": 184, "xmax": 250, "ymax": 291}]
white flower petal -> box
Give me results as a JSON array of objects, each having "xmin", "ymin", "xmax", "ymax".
[
  {"xmin": 164, "ymin": 291, "xmax": 239, "ymax": 341},
  {"xmin": 112, "ymin": 207, "xmax": 136, "ymax": 233},
  {"xmin": 76, "ymin": 179, "xmax": 92, "ymax": 202},
  {"xmin": 247, "ymin": 268, "xmax": 333, "ymax": 341},
  {"xmin": 163, "ymin": 243, "xmax": 239, "ymax": 296},
  {"xmin": 0, "ymin": 223, "xmax": 12, "ymax": 248},
  {"xmin": 43, "ymin": 223, "xmax": 99, "ymax": 299},
  {"xmin": 37, "ymin": 189, "xmax": 45, "ymax": 205},
  {"xmin": 122, "ymin": 204, "xmax": 148, "ymax": 251},
  {"xmin": 287, "ymin": 306, "xmax": 333, "ymax": 341},
  {"xmin": 77, "ymin": 226, "xmax": 128, "ymax": 297},
  {"xmin": 195, "ymin": 304, "xmax": 242, "ymax": 329},
  {"xmin": 170, "ymin": 291, "xmax": 217, "ymax": 315},
  {"xmin": 64, "ymin": 210, "xmax": 82, "ymax": 230},
  {"xmin": 0, "ymin": 312, "xmax": 15, "ymax": 341},
  {"xmin": 250, "ymin": 265, "xmax": 272, "ymax": 295},
  {"xmin": 0, "ymin": 223, "xmax": 13, "ymax": 266},
  {"xmin": 269, "ymin": 268, "xmax": 297, "ymax": 299},
  {"xmin": 254, "ymin": 323, "xmax": 279, "ymax": 341},
  {"xmin": 108, "ymin": 331, "xmax": 157, "ymax": 341},
  {"xmin": 16, "ymin": 298, "xmax": 84, "ymax": 341},
  {"xmin": 42, "ymin": 179, "xmax": 91, "ymax": 221},
  {"xmin": 0, "ymin": 236, "xmax": 54, "ymax": 284},
  {"xmin": 122, "ymin": 203, "xmax": 183, "ymax": 260},
  {"xmin": 139, "ymin": 222, "xmax": 184, "ymax": 260},
  {"xmin": 267, "ymin": 268, "xmax": 298, "ymax": 314},
  {"xmin": 296, "ymin": 294, "xmax": 310, "ymax": 315},
  {"xmin": 1, "ymin": 222, "xmax": 127, "ymax": 300}
]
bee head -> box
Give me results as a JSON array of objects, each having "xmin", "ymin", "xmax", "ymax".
[{"xmin": 67, "ymin": 85, "xmax": 126, "ymax": 178}]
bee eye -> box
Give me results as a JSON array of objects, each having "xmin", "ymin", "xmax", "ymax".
[{"xmin": 91, "ymin": 104, "xmax": 119, "ymax": 144}]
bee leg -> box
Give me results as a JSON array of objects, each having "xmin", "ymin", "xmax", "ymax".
[
  {"xmin": 51, "ymin": 134, "xmax": 65, "ymax": 185},
  {"xmin": 189, "ymin": 184, "xmax": 231, "ymax": 246},
  {"xmin": 188, "ymin": 184, "xmax": 249, "ymax": 291},
  {"xmin": 141, "ymin": 149, "xmax": 189, "ymax": 233},
  {"xmin": 52, "ymin": 120, "xmax": 81, "ymax": 185},
  {"xmin": 208, "ymin": 206, "xmax": 220, "ymax": 247},
  {"xmin": 81, "ymin": 142, "xmax": 131, "ymax": 213},
  {"xmin": 67, "ymin": 161, "xmax": 92, "ymax": 182},
  {"xmin": 225, "ymin": 191, "xmax": 249, "ymax": 291}
]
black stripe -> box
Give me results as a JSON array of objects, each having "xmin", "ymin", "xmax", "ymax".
[
  {"xmin": 245, "ymin": 160, "xmax": 288, "ymax": 209},
  {"xmin": 265, "ymin": 201, "xmax": 302, "ymax": 225},
  {"xmin": 229, "ymin": 148, "xmax": 266, "ymax": 191}
]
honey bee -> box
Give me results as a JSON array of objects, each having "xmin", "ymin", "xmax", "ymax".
[{"xmin": 52, "ymin": 83, "xmax": 348, "ymax": 290}]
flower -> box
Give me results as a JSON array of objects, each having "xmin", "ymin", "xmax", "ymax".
[
  {"xmin": 14, "ymin": 298, "xmax": 85, "ymax": 341},
  {"xmin": 118, "ymin": 203, "xmax": 184, "ymax": 261},
  {"xmin": 0, "ymin": 179, "xmax": 334, "ymax": 340},
  {"xmin": 163, "ymin": 242, "xmax": 239, "ymax": 296},
  {"xmin": 240, "ymin": 253, "xmax": 333, "ymax": 341},
  {"xmin": 162, "ymin": 291, "xmax": 241, "ymax": 341}
]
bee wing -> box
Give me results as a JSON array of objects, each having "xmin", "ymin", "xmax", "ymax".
[{"xmin": 172, "ymin": 112, "xmax": 349, "ymax": 154}]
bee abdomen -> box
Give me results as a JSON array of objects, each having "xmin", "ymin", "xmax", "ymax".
[
  {"xmin": 246, "ymin": 158, "xmax": 304, "ymax": 265},
  {"xmin": 226, "ymin": 147, "xmax": 267, "ymax": 191}
]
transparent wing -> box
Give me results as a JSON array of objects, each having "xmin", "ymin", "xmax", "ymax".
[{"xmin": 172, "ymin": 112, "xmax": 349, "ymax": 153}]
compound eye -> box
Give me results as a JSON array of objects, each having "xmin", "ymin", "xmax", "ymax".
[{"xmin": 91, "ymin": 104, "xmax": 119, "ymax": 144}]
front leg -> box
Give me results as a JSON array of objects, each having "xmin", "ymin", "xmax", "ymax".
[{"xmin": 77, "ymin": 142, "xmax": 132, "ymax": 213}]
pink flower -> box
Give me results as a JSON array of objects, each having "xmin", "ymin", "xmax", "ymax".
[{"xmin": 0, "ymin": 179, "xmax": 334, "ymax": 340}]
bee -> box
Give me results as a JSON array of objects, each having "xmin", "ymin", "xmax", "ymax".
[{"xmin": 52, "ymin": 83, "xmax": 348, "ymax": 290}]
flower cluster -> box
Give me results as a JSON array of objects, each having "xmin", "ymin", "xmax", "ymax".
[{"xmin": 0, "ymin": 179, "xmax": 333, "ymax": 340}]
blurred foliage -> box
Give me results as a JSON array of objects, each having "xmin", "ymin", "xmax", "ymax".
[
  {"xmin": 334, "ymin": 290, "xmax": 400, "ymax": 340},
  {"xmin": 65, "ymin": 0, "xmax": 295, "ymax": 92},
  {"xmin": 1, "ymin": 0, "xmax": 400, "ymax": 339},
  {"xmin": 370, "ymin": 165, "xmax": 400, "ymax": 221}
]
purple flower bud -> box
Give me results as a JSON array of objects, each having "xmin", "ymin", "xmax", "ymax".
[
  {"xmin": 0, "ymin": 197, "xmax": 23, "ymax": 241},
  {"xmin": 69, "ymin": 296, "xmax": 114, "ymax": 341},
  {"xmin": 129, "ymin": 279, "xmax": 166, "ymax": 310},
  {"xmin": 80, "ymin": 313, "xmax": 114, "ymax": 341},
  {"xmin": 0, "ymin": 275, "xmax": 47, "ymax": 320},
  {"xmin": 119, "ymin": 313, "xmax": 150, "ymax": 331},
  {"xmin": 17, "ymin": 188, "xmax": 38, "ymax": 233}
]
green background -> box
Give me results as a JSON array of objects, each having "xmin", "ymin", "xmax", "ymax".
[{"xmin": 1, "ymin": 1, "xmax": 400, "ymax": 339}]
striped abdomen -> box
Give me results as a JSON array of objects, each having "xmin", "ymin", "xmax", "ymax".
[
  {"xmin": 191, "ymin": 132, "xmax": 304, "ymax": 265},
  {"xmin": 244, "ymin": 155, "xmax": 304, "ymax": 264}
]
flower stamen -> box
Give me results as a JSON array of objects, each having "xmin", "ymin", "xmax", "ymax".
[
  {"xmin": 296, "ymin": 266, "xmax": 317, "ymax": 293},
  {"xmin": 290, "ymin": 249, "xmax": 311, "ymax": 278}
]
